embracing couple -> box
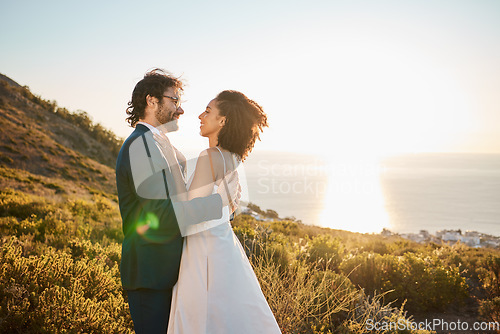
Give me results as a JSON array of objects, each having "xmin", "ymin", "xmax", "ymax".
[{"xmin": 115, "ymin": 69, "xmax": 281, "ymax": 333}]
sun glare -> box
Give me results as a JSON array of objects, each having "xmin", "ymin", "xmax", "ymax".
[
  {"xmin": 312, "ymin": 42, "xmax": 475, "ymax": 231},
  {"xmin": 319, "ymin": 155, "xmax": 390, "ymax": 233}
]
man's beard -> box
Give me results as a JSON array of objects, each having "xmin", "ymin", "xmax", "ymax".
[
  {"xmin": 155, "ymin": 105, "xmax": 179, "ymax": 132},
  {"xmin": 155, "ymin": 105, "xmax": 175, "ymax": 124}
]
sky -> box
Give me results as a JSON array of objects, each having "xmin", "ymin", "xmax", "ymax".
[{"xmin": 1, "ymin": 0, "xmax": 500, "ymax": 158}]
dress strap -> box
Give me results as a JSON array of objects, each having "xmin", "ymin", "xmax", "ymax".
[
  {"xmin": 206, "ymin": 150, "xmax": 216, "ymax": 183},
  {"xmin": 214, "ymin": 147, "xmax": 233, "ymax": 209},
  {"xmin": 214, "ymin": 146, "xmax": 227, "ymax": 174}
]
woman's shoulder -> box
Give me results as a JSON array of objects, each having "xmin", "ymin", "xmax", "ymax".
[
  {"xmin": 199, "ymin": 147, "xmax": 222, "ymax": 160},
  {"xmin": 197, "ymin": 147, "xmax": 225, "ymax": 174},
  {"xmin": 201, "ymin": 147, "xmax": 237, "ymax": 174}
]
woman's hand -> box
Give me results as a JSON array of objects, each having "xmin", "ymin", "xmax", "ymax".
[
  {"xmin": 217, "ymin": 170, "xmax": 241, "ymax": 213},
  {"xmin": 153, "ymin": 133, "xmax": 175, "ymax": 157}
]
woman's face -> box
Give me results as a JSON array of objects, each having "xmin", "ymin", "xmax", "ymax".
[{"xmin": 198, "ymin": 99, "xmax": 225, "ymax": 138}]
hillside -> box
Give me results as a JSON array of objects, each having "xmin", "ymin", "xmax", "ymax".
[{"xmin": 0, "ymin": 74, "xmax": 122, "ymax": 197}]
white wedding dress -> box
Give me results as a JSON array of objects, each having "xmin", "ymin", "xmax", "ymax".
[{"xmin": 167, "ymin": 147, "xmax": 281, "ymax": 334}]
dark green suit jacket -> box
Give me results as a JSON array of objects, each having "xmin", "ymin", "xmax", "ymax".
[{"xmin": 115, "ymin": 124, "xmax": 222, "ymax": 290}]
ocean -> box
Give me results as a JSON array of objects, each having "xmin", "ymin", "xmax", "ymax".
[{"xmin": 239, "ymin": 152, "xmax": 500, "ymax": 236}]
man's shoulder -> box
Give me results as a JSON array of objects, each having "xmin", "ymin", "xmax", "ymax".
[
  {"xmin": 121, "ymin": 126, "xmax": 150, "ymax": 149},
  {"xmin": 116, "ymin": 126, "xmax": 149, "ymax": 168}
]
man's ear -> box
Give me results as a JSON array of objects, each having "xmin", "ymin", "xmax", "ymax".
[{"xmin": 146, "ymin": 94, "xmax": 157, "ymax": 107}]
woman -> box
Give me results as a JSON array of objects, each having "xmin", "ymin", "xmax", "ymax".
[{"xmin": 154, "ymin": 90, "xmax": 281, "ymax": 334}]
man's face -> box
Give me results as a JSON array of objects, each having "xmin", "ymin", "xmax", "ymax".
[{"xmin": 155, "ymin": 87, "xmax": 184, "ymax": 130}]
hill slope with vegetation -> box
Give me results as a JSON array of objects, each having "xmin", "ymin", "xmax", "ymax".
[
  {"xmin": 0, "ymin": 74, "xmax": 121, "ymax": 191},
  {"xmin": 0, "ymin": 74, "xmax": 499, "ymax": 333}
]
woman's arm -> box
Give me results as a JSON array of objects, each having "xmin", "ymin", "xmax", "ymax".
[
  {"xmin": 153, "ymin": 133, "xmax": 189, "ymax": 203},
  {"xmin": 187, "ymin": 149, "xmax": 221, "ymax": 200},
  {"xmin": 153, "ymin": 133, "xmax": 223, "ymax": 201},
  {"xmin": 154, "ymin": 132, "xmax": 238, "ymax": 213},
  {"xmin": 173, "ymin": 146, "xmax": 187, "ymax": 180}
]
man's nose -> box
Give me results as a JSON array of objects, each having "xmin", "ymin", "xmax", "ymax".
[{"xmin": 177, "ymin": 106, "xmax": 184, "ymax": 114}]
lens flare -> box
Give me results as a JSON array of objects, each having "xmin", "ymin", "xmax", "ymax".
[{"xmin": 135, "ymin": 212, "xmax": 160, "ymax": 235}]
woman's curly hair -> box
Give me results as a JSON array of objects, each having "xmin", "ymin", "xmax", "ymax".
[
  {"xmin": 126, "ymin": 68, "xmax": 183, "ymax": 127},
  {"xmin": 216, "ymin": 90, "xmax": 268, "ymax": 161}
]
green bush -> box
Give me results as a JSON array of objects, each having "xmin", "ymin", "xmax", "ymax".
[
  {"xmin": 340, "ymin": 251, "xmax": 468, "ymax": 313},
  {"xmin": 0, "ymin": 238, "xmax": 133, "ymax": 333},
  {"xmin": 307, "ymin": 234, "xmax": 344, "ymax": 271},
  {"xmin": 0, "ymin": 188, "xmax": 54, "ymax": 219}
]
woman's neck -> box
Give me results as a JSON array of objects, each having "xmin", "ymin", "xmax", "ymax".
[{"xmin": 208, "ymin": 135, "xmax": 217, "ymax": 148}]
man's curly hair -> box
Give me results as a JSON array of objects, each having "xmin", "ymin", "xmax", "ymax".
[
  {"xmin": 126, "ymin": 68, "xmax": 183, "ymax": 127},
  {"xmin": 216, "ymin": 90, "xmax": 268, "ymax": 161}
]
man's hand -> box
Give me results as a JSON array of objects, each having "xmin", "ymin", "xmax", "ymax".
[{"xmin": 217, "ymin": 170, "xmax": 241, "ymax": 213}]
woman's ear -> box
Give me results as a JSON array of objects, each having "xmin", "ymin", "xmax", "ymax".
[{"xmin": 219, "ymin": 116, "xmax": 226, "ymax": 126}]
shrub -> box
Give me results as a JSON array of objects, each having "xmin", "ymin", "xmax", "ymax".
[
  {"xmin": 269, "ymin": 220, "xmax": 301, "ymax": 238},
  {"xmin": 477, "ymin": 255, "xmax": 500, "ymax": 298},
  {"xmin": 0, "ymin": 237, "xmax": 133, "ymax": 333},
  {"xmin": 340, "ymin": 252, "xmax": 468, "ymax": 313},
  {"xmin": 250, "ymin": 244, "xmax": 358, "ymax": 333},
  {"xmin": 307, "ymin": 234, "xmax": 344, "ymax": 271},
  {"xmin": 479, "ymin": 296, "xmax": 500, "ymax": 324},
  {"xmin": 0, "ymin": 188, "xmax": 54, "ymax": 219}
]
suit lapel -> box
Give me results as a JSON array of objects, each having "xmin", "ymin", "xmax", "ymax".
[{"xmin": 135, "ymin": 124, "xmax": 185, "ymax": 183}]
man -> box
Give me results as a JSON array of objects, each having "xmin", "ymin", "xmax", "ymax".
[{"xmin": 115, "ymin": 69, "xmax": 239, "ymax": 333}]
